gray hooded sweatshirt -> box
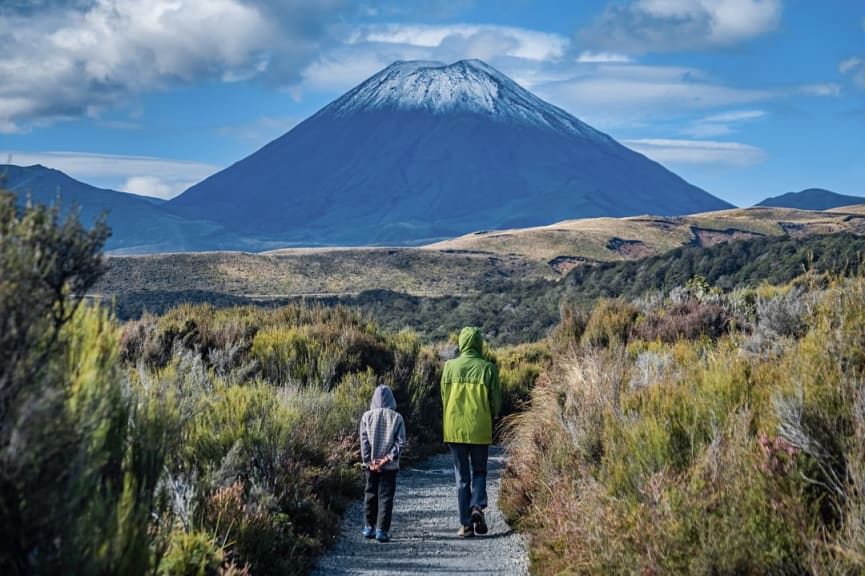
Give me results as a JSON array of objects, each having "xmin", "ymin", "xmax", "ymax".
[{"xmin": 359, "ymin": 385, "xmax": 406, "ymax": 472}]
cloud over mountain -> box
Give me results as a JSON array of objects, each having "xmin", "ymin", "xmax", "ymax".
[
  {"xmin": 580, "ymin": 0, "xmax": 782, "ymax": 54},
  {"xmin": 166, "ymin": 59, "xmax": 733, "ymax": 245},
  {"xmin": 0, "ymin": 0, "xmax": 345, "ymax": 131}
]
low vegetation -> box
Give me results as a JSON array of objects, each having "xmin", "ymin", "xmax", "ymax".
[
  {"xmin": 501, "ymin": 273, "xmax": 865, "ymax": 574},
  {"xmin": 105, "ymin": 232, "xmax": 865, "ymax": 348},
  {"xmin": 9, "ymin": 186, "xmax": 865, "ymax": 575},
  {"xmin": 0, "ymin": 190, "xmax": 546, "ymax": 575}
]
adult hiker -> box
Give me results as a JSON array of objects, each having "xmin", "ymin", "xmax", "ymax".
[{"xmin": 440, "ymin": 326, "xmax": 501, "ymax": 537}]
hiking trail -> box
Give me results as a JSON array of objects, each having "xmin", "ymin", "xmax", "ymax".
[{"xmin": 311, "ymin": 445, "xmax": 529, "ymax": 575}]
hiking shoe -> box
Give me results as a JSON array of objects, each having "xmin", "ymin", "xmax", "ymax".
[
  {"xmin": 375, "ymin": 529, "xmax": 390, "ymax": 543},
  {"xmin": 362, "ymin": 526, "xmax": 375, "ymax": 539},
  {"xmin": 471, "ymin": 506, "xmax": 488, "ymax": 535},
  {"xmin": 457, "ymin": 525, "xmax": 475, "ymax": 538}
]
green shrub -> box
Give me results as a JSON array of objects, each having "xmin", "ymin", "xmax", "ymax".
[
  {"xmin": 503, "ymin": 276, "xmax": 865, "ymax": 574},
  {"xmin": 0, "ymin": 190, "xmax": 174, "ymax": 575},
  {"xmin": 158, "ymin": 531, "xmax": 223, "ymax": 576},
  {"xmin": 581, "ymin": 298, "xmax": 639, "ymax": 348}
]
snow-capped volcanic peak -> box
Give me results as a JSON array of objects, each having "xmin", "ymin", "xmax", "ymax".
[
  {"xmin": 322, "ymin": 59, "xmax": 608, "ymax": 141},
  {"xmin": 335, "ymin": 60, "xmax": 501, "ymax": 112}
]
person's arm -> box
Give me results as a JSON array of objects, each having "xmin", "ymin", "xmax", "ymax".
[
  {"xmin": 440, "ymin": 362, "xmax": 450, "ymax": 413},
  {"xmin": 387, "ymin": 415, "xmax": 406, "ymax": 463},
  {"xmin": 359, "ymin": 414, "xmax": 371, "ymax": 467}
]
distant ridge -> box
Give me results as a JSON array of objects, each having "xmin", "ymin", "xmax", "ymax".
[
  {"xmin": 0, "ymin": 164, "xmax": 246, "ymax": 253},
  {"xmin": 166, "ymin": 59, "xmax": 733, "ymax": 245},
  {"xmin": 756, "ymin": 188, "xmax": 865, "ymax": 210}
]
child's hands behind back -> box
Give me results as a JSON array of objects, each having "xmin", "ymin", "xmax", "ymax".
[{"xmin": 369, "ymin": 455, "xmax": 391, "ymax": 472}]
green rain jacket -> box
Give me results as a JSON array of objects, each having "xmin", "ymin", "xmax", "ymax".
[{"xmin": 441, "ymin": 327, "xmax": 502, "ymax": 445}]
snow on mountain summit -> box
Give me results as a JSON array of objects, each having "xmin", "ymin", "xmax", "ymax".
[
  {"xmin": 166, "ymin": 58, "xmax": 733, "ymax": 245},
  {"xmin": 322, "ymin": 59, "xmax": 609, "ymax": 141}
]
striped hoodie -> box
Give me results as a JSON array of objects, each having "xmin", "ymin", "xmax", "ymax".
[{"xmin": 359, "ymin": 385, "xmax": 406, "ymax": 471}]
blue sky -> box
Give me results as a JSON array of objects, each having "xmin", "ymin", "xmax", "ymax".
[{"xmin": 1, "ymin": 0, "xmax": 862, "ymax": 207}]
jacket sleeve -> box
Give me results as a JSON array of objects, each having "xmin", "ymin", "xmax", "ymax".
[
  {"xmin": 387, "ymin": 415, "xmax": 406, "ymax": 462},
  {"xmin": 359, "ymin": 413, "xmax": 371, "ymax": 466},
  {"xmin": 489, "ymin": 363, "xmax": 502, "ymax": 418},
  {"xmin": 440, "ymin": 362, "xmax": 449, "ymax": 410}
]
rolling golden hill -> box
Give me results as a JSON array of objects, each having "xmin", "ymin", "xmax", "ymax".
[{"xmin": 96, "ymin": 206, "xmax": 865, "ymax": 300}]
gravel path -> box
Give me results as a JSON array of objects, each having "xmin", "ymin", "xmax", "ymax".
[{"xmin": 312, "ymin": 445, "xmax": 530, "ymax": 576}]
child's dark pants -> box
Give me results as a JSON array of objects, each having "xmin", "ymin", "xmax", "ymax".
[{"xmin": 364, "ymin": 469, "xmax": 397, "ymax": 531}]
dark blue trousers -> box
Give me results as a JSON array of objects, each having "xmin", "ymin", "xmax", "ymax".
[{"xmin": 448, "ymin": 443, "xmax": 489, "ymax": 526}]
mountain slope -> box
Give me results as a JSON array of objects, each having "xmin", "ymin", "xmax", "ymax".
[
  {"xmin": 756, "ymin": 188, "xmax": 865, "ymax": 210},
  {"xmin": 1, "ymin": 164, "xmax": 240, "ymax": 253},
  {"xmin": 166, "ymin": 59, "xmax": 732, "ymax": 245}
]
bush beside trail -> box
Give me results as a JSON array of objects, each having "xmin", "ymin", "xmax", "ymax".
[
  {"xmin": 9, "ymin": 184, "xmax": 865, "ymax": 575},
  {"xmin": 501, "ymin": 275, "xmax": 865, "ymax": 574},
  {"xmin": 0, "ymin": 190, "xmax": 546, "ymax": 575}
]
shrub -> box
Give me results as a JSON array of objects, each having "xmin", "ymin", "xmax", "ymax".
[
  {"xmin": 581, "ymin": 298, "xmax": 639, "ymax": 348},
  {"xmin": 502, "ymin": 276, "xmax": 865, "ymax": 575},
  {"xmin": 755, "ymin": 285, "xmax": 811, "ymax": 338},
  {"xmin": 0, "ymin": 191, "xmax": 171, "ymax": 575},
  {"xmin": 493, "ymin": 341, "xmax": 552, "ymax": 419},
  {"xmin": 158, "ymin": 531, "xmax": 223, "ymax": 576},
  {"xmin": 634, "ymin": 299, "xmax": 729, "ymax": 343}
]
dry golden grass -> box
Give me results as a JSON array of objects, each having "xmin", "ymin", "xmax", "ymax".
[
  {"xmin": 423, "ymin": 216, "xmax": 693, "ymax": 262},
  {"xmin": 428, "ymin": 206, "xmax": 865, "ymax": 263},
  {"xmin": 98, "ymin": 247, "xmax": 551, "ymax": 299},
  {"xmin": 827, "ymin": 203, "xmax": 865, "ymax": 214},
  {"xmin": 97, "ymin": 206, "xmax": 865, "ymax": 300}
]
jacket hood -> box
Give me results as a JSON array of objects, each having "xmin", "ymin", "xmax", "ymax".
[
  {"xmin": 458, "ymin": 327, "xmax": 484, "ymax": 357},
  {"xmin": 370, "ymin": 384, "xmax": 396, "ymax": 410}
]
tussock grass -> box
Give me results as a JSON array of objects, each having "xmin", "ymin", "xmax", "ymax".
[
  {"xmin": 502, "ymin": 275, "xmax": 865, "ymax": 575},
  {"xmin": 428, "ymin": 206, "xmax": 862, "ymax": 263}
]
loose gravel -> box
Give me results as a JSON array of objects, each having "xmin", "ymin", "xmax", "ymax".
[{"xmin": 311, "ymin": 445, "xmax": 530, "ymax": 576}]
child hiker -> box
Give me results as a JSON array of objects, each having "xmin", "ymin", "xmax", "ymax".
[{"xmin": 359, "ymin": 384, "xmax": 406, "ymax": 543}]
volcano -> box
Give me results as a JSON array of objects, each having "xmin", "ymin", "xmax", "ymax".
[{"xmin": 166, "ymin": 59, "xmax": 733, "ymax": 245}]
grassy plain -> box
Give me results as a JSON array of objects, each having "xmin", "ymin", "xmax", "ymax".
[{"xmin": 98, "ymin": 206, "xmax": 865, "ymax": 306}]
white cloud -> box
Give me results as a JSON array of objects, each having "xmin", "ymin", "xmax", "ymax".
[
  {"xmin": 122, "ymin": 176, "xmax": 174, "ymax": 199},
  {"xmin": 293, "ymin": 18, "xmax": 781, "ymax": 128},
  {"xmin": 0, "ymin": 0, "xmax": 345, "ymax": 131},
  {"xmin": 294, "ymin": 23, "xmax": 780, "ymax": 132},
  {"xmin": 840, "ymin": 57, "xmax": 861, "ymax": 74},
  {"xmin": 2, "ymin": 150, "xmax": 219, "ymax": 199},
  {"xmin": 577, "ymin": 51, "xmax": 632, "ymax": 63},
  {"xmin": 840, "ymin": 57, "xmax": 865, "ymax": 88},
  {"xmin": 533, "ymin": 64, "xmax": 772, "ymax": 127},
  {"xmin": 299, "ymin": 50, "xmax": 414, "ymax": 93},
  {"xmin": 798, "ymin": 83, "xmax": 842, "ymax": 96},
  {"xmin": 353, "ymin": 24, "xmax": 568, "ymax": 61},
  {"xmin": 683, "ymin": 109, "xmax": 766, "ymax": 137},
  {"xmin": 297, "ymin": 23, "xmax": 569, "ymax": 95},
  {"xmin": 581, "ymin": 0, "xmax": 782, "ymax": 53},
  {"xmin": 624, "ymin": 138, "xmax": 768, "ymax": 166},
  {"xmin": 700, "ymin": 110, "xmax": 766, "ymax": 123}
]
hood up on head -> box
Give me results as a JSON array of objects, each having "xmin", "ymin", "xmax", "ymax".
[
  {"xmin": 458, "ymin": 326, "xmax": 484, "ymax": 357},
  {"xmin": 370, "ymin": 384, "xmax": 396, "ymax": 410}
]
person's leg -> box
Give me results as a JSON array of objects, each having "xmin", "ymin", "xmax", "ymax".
[
  {"xmin": 468, "ymin": 444, "xmax": 489, "ymax": 510},
  {"xmin": 377, "ymin": 470, "xmax": 397, "ymax": 533},
  {"xmin": 449, "ymin": 443, "xmax": 472, "ymax": 527},
  {"xmin": 363, "ymin": 470, "xmax": 380, "ymax": 530}
]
